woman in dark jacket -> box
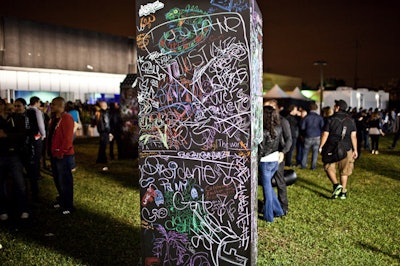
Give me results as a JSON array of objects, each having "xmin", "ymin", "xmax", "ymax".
[{"xmin": 259, "ymin": 106, "xmax": 285, "ymax": 222}]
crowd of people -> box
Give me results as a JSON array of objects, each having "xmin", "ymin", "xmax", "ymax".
[
  {"xmin": 259, "ymin": 98, "xmax": 399, "ymax": 222},
  {"xmin": 0, "ymin": 96, "xmax": 123, "ymax": 221}
]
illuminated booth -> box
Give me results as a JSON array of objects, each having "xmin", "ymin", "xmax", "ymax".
[{"xmin": 136, "ymin": 1, "xmax": 263, "ymax": 265}]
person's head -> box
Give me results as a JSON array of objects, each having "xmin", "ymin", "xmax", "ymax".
[
  {"xmin": 50, "ymin": 97, "xmax": 66, "ymax": 115},
  {"xmin": 29, "ymin": 96, "xmax": 41, "ymax": 107},
  {"xmin": 322, "ymin": 106, "xmax": 333, "ymax": 117},
  {"xmin": 309, "ymin": 102, "xmax": 318, "ymax": 111},
  {"xmin": 264, "ymin": 99, "xmax": 278, "ymax": 110},
  {"xmin": 334, "ymin": 99, "xmax": 348, "ymax": 113},
  {"xmin": 65, "ymin": 101, "xmax": 75, "ymax": 112},
  {"xmin": 371, "ymin": 111, "xmax": 380, "ymax": 120},
  {"xmin": 6, "ymin": 103, "xmax": 14, "ymax": 115},
  {"xmin": 263, "ymin": 105, "xmax": 280, "ymax": 139},
  {"xmin": 99, "ymin": 101, "xmax": 108, "ymax": 110},
  {"xmin": 14, "ymin": 98, "xmax": 27, "ymax": 114},
  {"xmin": 0, "ymin": 98, "xmax": 6, "ymax": 112},
  {"xmin": 288, "ymin": 105, "xmax": 298, "ymax": 115}
]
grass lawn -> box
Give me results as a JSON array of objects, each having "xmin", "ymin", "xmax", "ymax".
[{"xmin": 0, "ymin": 136, "xmax": 399, "ymax": 265}]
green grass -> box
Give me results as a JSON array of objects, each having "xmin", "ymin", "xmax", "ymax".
[{"xmin": 0, "ymin": 136, "xmax": 399, "ymax": 265}]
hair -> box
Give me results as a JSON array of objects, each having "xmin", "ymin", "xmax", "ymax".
[
  {"xmin": 29, "ymin": 96, "xmax": 40, "ymax": 106},
  {"xmin": 371, "ymin": 111, "xmax": 380, "ymax": 120},
  {"xmin": 263, "ymin": 105, "xmax": 280, "ymax": 139},
  {"xmin": 0, "ymin": 98, "xmax": 5, "ymax": 105},
  {"xmin": 309, "ymin": 102, "xmax": 318, "ymax": 111},
  {"xmin": 322, "ymin": 106, "xmax": 333, "ymax": 117},
  {"xmin": 287, "ymin": 104, "xmax": 297, "ymax": 113},
  {"xmin": 15, "ymin": 98, "xmax": 27, "ymax": 106},
  {"xmin": 65, "ymin": 101, "xmax": 75, "ymax": 112}
]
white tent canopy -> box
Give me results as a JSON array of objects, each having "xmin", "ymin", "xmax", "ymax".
[
  {"xmin": 290, "ymin": 87, "xmax": 311, "ymax": 101},
  {"xmin": 263, "ymin": 84, "xmax": 290, "ymax": 98}
]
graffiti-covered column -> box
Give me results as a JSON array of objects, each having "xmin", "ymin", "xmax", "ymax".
[{"xmin": 136, "ymin": 1, "xmax": 263, "ymax": 265}]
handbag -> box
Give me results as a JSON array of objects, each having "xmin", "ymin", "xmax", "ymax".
[{"xmin": 321, "ymin": 122, "xmax": 348, "ymax": 164}]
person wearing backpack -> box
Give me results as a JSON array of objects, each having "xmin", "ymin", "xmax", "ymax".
[{"xmin": 319, "ymin": 100, "xmax": 358, "ymax": 200}]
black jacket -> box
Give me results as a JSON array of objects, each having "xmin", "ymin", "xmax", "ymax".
[{"xmin": 259, "ymin": 125, "xmax": 283, "ymax": 158}]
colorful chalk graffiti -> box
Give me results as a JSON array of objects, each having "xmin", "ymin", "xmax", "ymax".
[{"xmin": 136, "ymin": 1, "xmax": 263, "ymax": 265}]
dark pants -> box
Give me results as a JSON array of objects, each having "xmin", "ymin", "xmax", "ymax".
[
  {"xmin": 109, "ymin": 133, "xmax": 122, "ymax": 160},
  {"xmin": 0, "ymin": 154, "xmax": 29, "ymax": 215},
  {"xmin": 370, "ymin": 135, "xmax": 380, "ymax": 151},
  {"xmin": 272, "ymin": 160, "xmax": 288, "ymax": 213},
  {"xmin": 96, "ymin": 132, "xmax": 109, "ymax": 164},
  {"xmin": 391, "ymin": 131, "xmax": 400, "ymax": 148},
  {"xmin": 285, "ymin": 135, "xmax": 298, "ymax": 167},
  {"xmin": 51, "ymin": 155, "xmax": 74, "ymax": 211},
  {"xmin": 26, "ymin": 139, "xmax": 42, "ymax": 200}
]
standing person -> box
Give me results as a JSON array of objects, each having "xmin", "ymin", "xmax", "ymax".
[
  {"xmin": 14, "ymin": 98, "xmax": 42, "ymax": 201},
  {"xmin": 300, "ymin": 102, "xmax": 324, "ymax": 170},
  {"xmin": 319, "ymin": 99, "xmax": 358, "ymax": 200},
  {"xmin": 28, "ymin": 96, "xmax": 46, "ymax": 183},
  {"xmin": 367, "ymin": 111, "xmax": 385, "ymax": 154},
  {"xmin": 109, "ymin": 102, "xmax": 123, "ymax": 160},
  {"xmin": 258, "ymin": 106, "xmax": 285, "ymax": 222},
  {"xmin": 285, "ymin": 105, "xmax": 300, "ymax": 167},
  {"xmin": 389, "ymin": 112, "xmax": 400, "ymax": 149},
  {"xmin": 95, "ymin": 101, "xmax": 111, "ymax": 171},
  {"xmin": 264, "ymin": 99, "xmax": 292, "ymax": 215},
  {"xmin": 0, "ymin": 100, "xmax": 30, "ymax": 220},
  {"xmin": 48, "ymin": 97, "xmax": 75, "ymax": 215},
  {"xmin": 354, "ymin": 109, "xmax": 368, "ymax": 158}
]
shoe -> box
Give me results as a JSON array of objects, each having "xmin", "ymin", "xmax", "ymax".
[
  {"xmin": 71, "ymin": 167, "xmax": 77, "ymax": 172},
  {"xmin": 21, "ymin": 212, "xmax": 29, "ymax": 219},
  {"xmin": 53, "ymin": 203, "xmax": 61, "ymax": 209},
  {"xmin": 62, "ymin": 210, "xmax": 71, "ymax": 215},
  {"xmin": 339, "ymin": 192, "xmax": 347, "ymax": 200},
  {"xmin": 332, "ymin": 184, "xmax": 343, "ymax": 199},
  {"xmin": 102, "ymin": 167, "xmax": 109, "ymax": 171},
  {"xmin": 371, "ymin": 150, "xmax": 375, "ymax": 154},
  {"xmin": 375, "ymin": 150, "xmax": 379, "ymax": 155},
  {"xmin": 0, "ymin": 213, "xmax": 8, "ymax": 221}
]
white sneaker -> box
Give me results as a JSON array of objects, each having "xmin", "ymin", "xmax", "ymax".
[
  {"xmin": 102, "ymin": 167, "xmax": 109, "ymax": 171},
  {"xmin": 21, "ymin": 212, "xmax": 29, "ymax": 219},
  {"xmin": 0, "ymin": 213, "xmax": 8, "ymax": 221},
  {"xmin": 375, "ymin": 150, "xmax": 379, "ymax": 154},
  {"xmin": 371, "ymin": 150, "xmax": 375, "ymax": 154}
]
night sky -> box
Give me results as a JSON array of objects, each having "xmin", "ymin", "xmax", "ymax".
[{"xmin": 2, "ymin": 0, "xmax": 400, "ymax": 88}]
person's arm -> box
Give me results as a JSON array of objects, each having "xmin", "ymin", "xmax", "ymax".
[
  {"xmin": 36, "ymin": 109, "xmax": 46, "ymax": 139},
  {"xmin": 319, "ymin": 131, "xmax": 329, "ymax": 153},
  {"xmin": 281, "ymin": 118, "xmax": 292, "ymax": 154},
  {"xmin": 351, "ymin": 131, "xmax": 358, "ymax": 159}
]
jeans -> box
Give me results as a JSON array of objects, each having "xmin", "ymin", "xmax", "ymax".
[
  {"xmin": 26, "ymin": 139, "xmax": 42, "ymax": 199},
  {"xmin": 302, "ymin": 137, "xmax": 320, "ymax": 169},
  {"xmin": 260, "ymin": 161, "xmax": 284, "ymax": 222},
  {"xmin": 0, "ymin": 154, "xmax": 29, "ymax": 215},
  {"xmin": 51, "ymin": 155, "xmax": 75, "ymax": 211}
]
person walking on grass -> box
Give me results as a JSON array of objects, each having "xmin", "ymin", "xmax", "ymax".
[
  {"xmin": 48, "ymin": 97, "xmax": 75, "ymax": 215},
  {"xmin": 319, "ymin": 99, "xmax": 358, "ymax": 200}
]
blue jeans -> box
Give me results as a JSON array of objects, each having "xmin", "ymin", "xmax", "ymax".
[
  {"xmin": 0, "ymin": 154, "xmax": 29, "ymax": 215},
  {"xmin": 51, "ymin": 155, "xmax": 75, "ymax": 211},
  {"xmin": 260, "ymin": 161, "xmax": 284, "ymax": 222},
  {"xmin": 302, "ymin": 137, "xmax": 320, "ymax": 169}
]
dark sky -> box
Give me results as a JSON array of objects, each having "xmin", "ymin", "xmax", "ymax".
[{"xmin": 2, "ymin": 0, "xmax": 400, "ymax": 88}]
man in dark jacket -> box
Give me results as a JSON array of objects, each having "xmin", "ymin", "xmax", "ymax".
[
  {"xmin": 95, "ymin": 101, "xmax": 111, "ymax": 170},
  {"xmin": 300, "ymin": 102, "xmax": 324, "ymax": 170},
  {"xmin": 264, "ymin": 99, "xmax": 292, "ymax": 215}
]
